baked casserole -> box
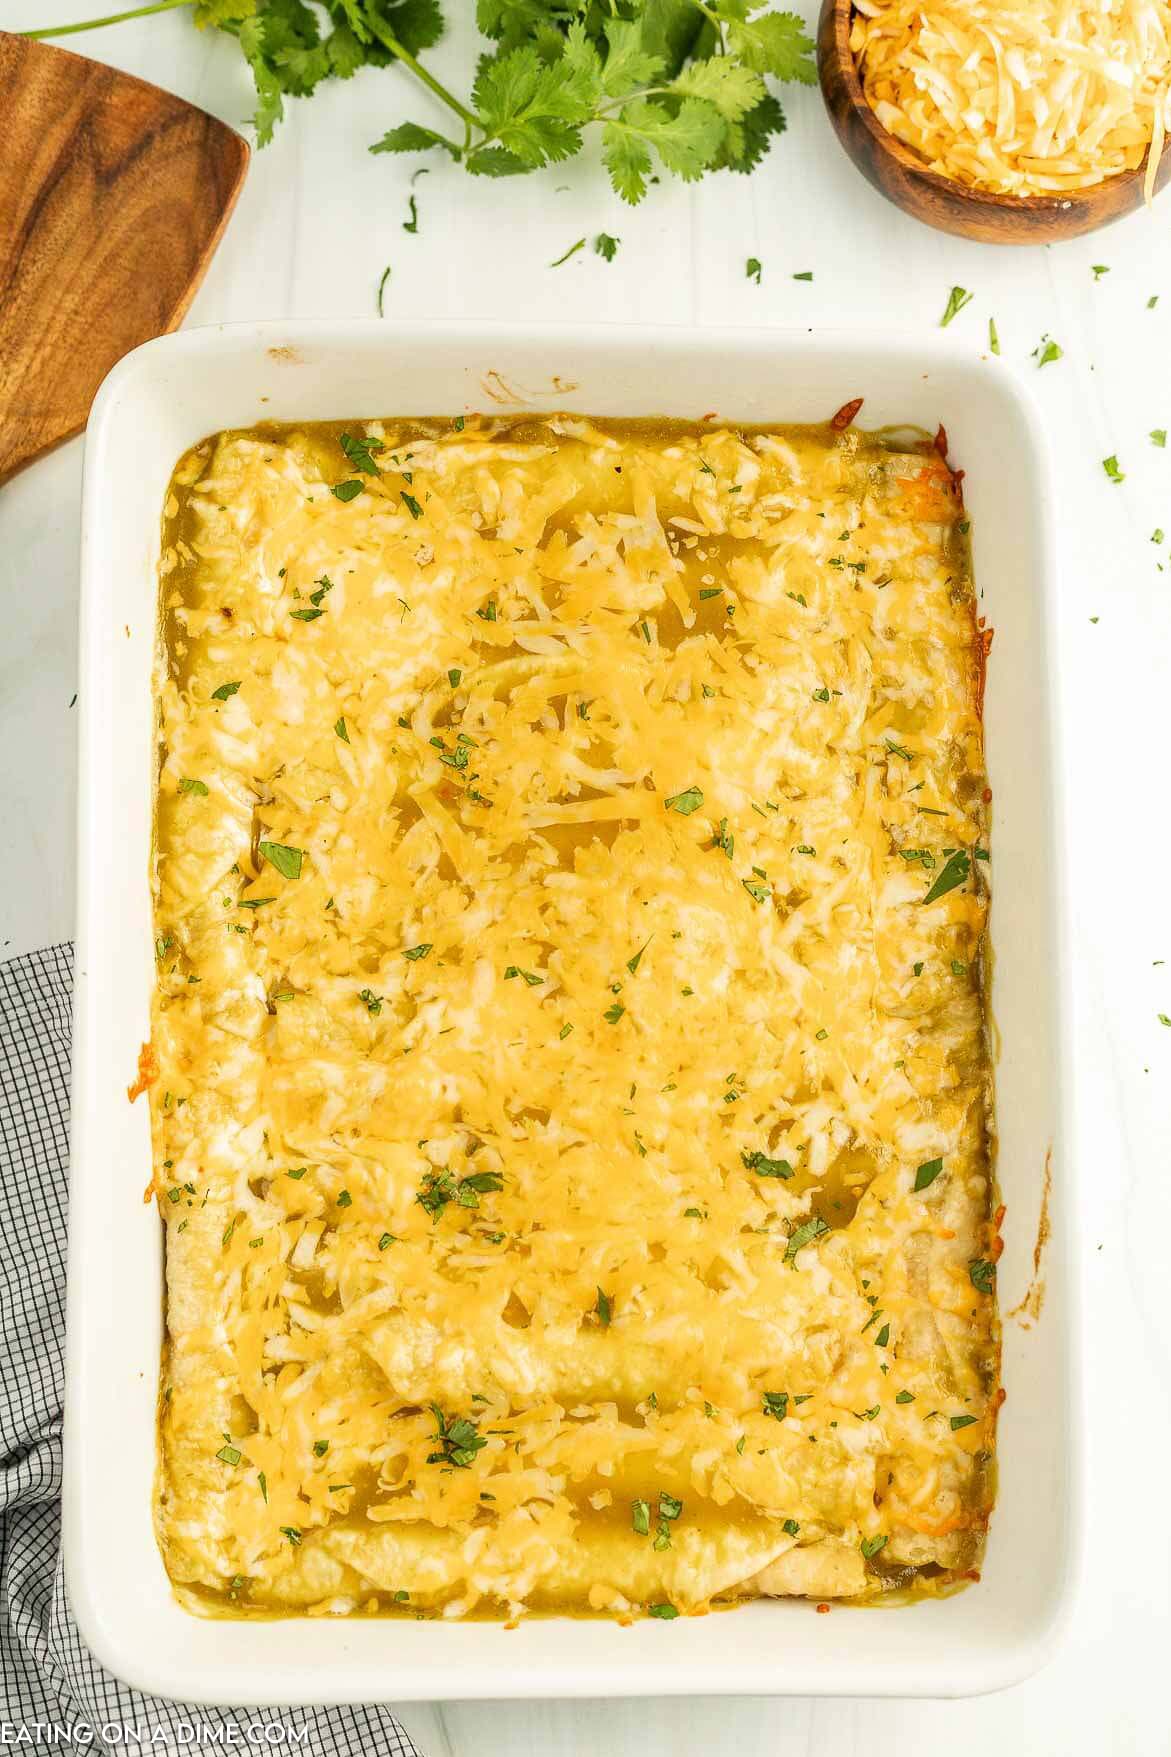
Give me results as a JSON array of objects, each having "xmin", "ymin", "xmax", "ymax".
[{"xmin": 149, "ymin": 413, "xmax": 998, "ymax": 1620}]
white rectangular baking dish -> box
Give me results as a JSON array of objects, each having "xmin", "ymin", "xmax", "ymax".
[{"xmin": 65, "ymin": 320, "xmax": 1076, "ymax": 1704}]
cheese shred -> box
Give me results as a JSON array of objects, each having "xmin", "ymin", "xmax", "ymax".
[{"xmin": 852, "ymin": 0, "xmax": 1171, "ymax": 197}]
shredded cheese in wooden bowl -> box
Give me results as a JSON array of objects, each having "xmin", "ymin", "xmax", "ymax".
[{"xmin": 850, "ymin": 0, "xmax": 1171, "ymax": 199}]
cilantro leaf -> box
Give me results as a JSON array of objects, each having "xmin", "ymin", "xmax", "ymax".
[
  {"xmin": 671, "ymin": 56, "xmax": 766, "ymax": 121},
  {"xmin": 258, "ymin": 840, "xmax": 304, "ymax": 880},
  {"xmin": 428, "ymin": 1403, "xmax": 488, "ymax": 1468},
  {"xmin": 913, "ymin": 1157, "xmax": 943, "ymax": 1191},
  {"xmin": 600, "ymin": 14, "xmax": 664, "ymax": 98},
  {"xmin": 968, "ymin": 1258, "xmax": 996, "ymax": 1294},
  {"xmin": 721, "ymin": 92, "xmax": 786, "ymax": 174},
  {"xmin": 472, "ymin": 42, "xmax": 597, "ymax": 168},
  {"xmin": 371, "ymin": 121, "xmax": 462, "ymax": 159},
  {"xmin": 784, "ymin": 1215, "xmax": 829, "ymax": 1263},
  {"xmin": 741, "ymin": 1148, "xmax": 793, "ymax": 1180},
  {"xmin": 602, "ymin": 122, "xmax": 653, "ymax": 203},
  {"xmin": 339, "ymin": 430, "xmax": 385, "ymax": 474},
  {"xmin": 921, "ymin": 848, "xmax": 971, "ymax": 904},
  {"xmin": 727, "ymin": 12, "xmax": 815, "ymax": 84}
]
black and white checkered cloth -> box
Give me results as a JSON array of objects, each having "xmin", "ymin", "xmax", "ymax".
[{"xmin": 0, "ymin": 943, "xmax": 423, "ymax": 1753}]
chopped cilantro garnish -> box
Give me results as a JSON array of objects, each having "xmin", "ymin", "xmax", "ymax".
[
  {"xmin": 940, "ymin": 286, "xmax": 974, "ymax": 327},
  {"xmin": 741, "ymin": 1149, "xmax": 793, "ymax": 1180},
  {"xmin": 428, "ymin": 1404, "xmax": 487, "ymax": 1469},
  {"xmin": 417, "ymin": 1167, "xmax": 503, "ymax": 1219},
  {"xmin": 595, "ymin": 1286, "xmax": 612, "ymax": 1327},
  {"xmin": 550, "ymin": 237, "xmax": 586, "ymax": 267},
  {"xmin": 968, "ymin": 1258, "xmax": 996, "ymax": 1294},
  {"xmin": 258, "ymin": 841, "xmax": 303, "ymax": 881},
  {"xmin": 921, "ymin": 849, "xmax": 970, "ymax": 904},
  {"xmin": 626, "ymin": 939, "xmax": 651, "ymax": 975},
  {"xmin": 664, "ymin": 785, "xmax": 703, "ymax": 815},
  {"xmin": 210, "ymin": 681, "xmax": 240, "ymax": 701},
  {"xmin": 784, "ymin": 1215, "xmax": 829, "ymax": 1263},
  {"xmin": 331, "ymin": 479, "xmax": 363, "ymax": 503},
  {"xmin": 914, "ymin": 1157, "xmax": 943, "ymax": 1191},
  {"xmin": 860, "ymin": 1534, "xmax": 888, "ymax": 1559},
  {"xmin": 746, "ymin": 257, "xmax": 762, "ymax": 284}
]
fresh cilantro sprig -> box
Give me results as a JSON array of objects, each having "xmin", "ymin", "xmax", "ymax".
[{"xmin": 26, "ymin": 2, "xmax": 815, "ymax": 204}]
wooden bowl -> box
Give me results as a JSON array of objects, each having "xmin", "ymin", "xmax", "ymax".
[{"xmin": 818, "ymin": 0, "xmax": 1171, "ymax": 243}]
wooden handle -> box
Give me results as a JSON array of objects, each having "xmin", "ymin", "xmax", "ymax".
[{"xmin": 0, "ymin": 31, "xmax": 248, "ymax": 484}]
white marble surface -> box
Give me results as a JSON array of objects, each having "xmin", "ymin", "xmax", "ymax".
[{"xmin": 3, "ymin": 4, "xmax": 1170, "ymax": 1751}]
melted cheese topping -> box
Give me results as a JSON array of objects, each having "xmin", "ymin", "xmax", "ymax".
[
  {"xmin": 151, "ymin": 416, "xmax": 998, "ymax": 1622},
  {"xmin": 852, "ymin": 0, "xmax": 1171, "ymax": 197}
]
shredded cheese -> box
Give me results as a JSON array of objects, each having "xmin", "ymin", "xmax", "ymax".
[
  {"xmin": 151, "ymin": 416, "xmax": 998, "ymax": 1622},
  {"xmin": 851, "ymin": 0, "xmax": 1171, "ymax": 196}
]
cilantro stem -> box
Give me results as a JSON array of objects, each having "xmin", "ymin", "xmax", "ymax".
[
  {"xmin": 691, "ymin": 0, "xmax": 728, "ymax": 53},
  {"xmin": 361, "ymin": 16, "xmax": 480, "ymax": 133},
  {"xmin": 21, "ymin": 0, "xmax": 191, "ymax": 36}
]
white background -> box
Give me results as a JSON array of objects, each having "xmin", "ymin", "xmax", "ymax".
[{"xmin": 2, "ymin": 3, "xmax": 1170, "ymax": 1752}]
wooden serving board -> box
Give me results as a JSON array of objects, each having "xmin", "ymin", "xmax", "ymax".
[{"xmin": 0, "ymin": 31, "xmax": 249, "ymax": 485}]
